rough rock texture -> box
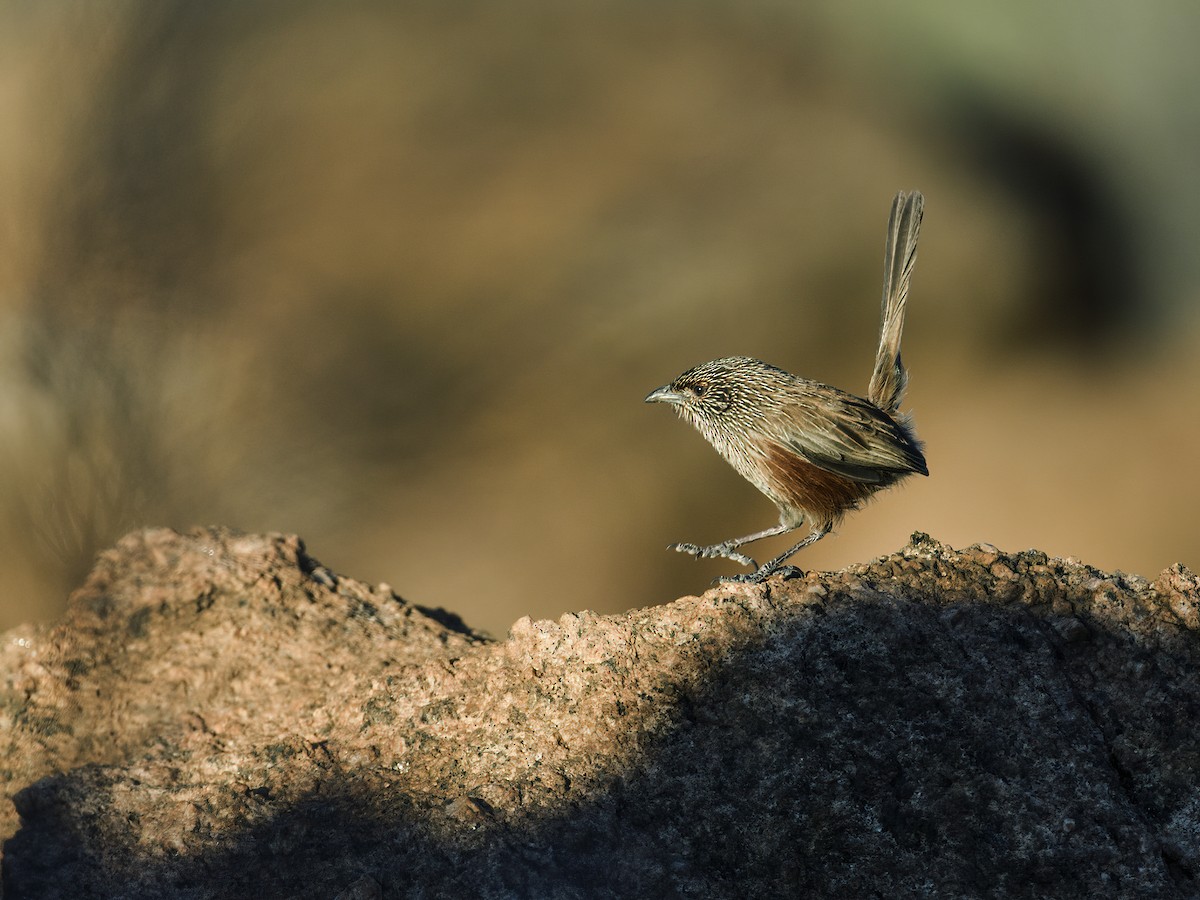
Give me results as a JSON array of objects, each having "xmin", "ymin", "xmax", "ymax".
[{"xmin": 2, "ymin": 527, "xmax": 1199, "ymax": 899}]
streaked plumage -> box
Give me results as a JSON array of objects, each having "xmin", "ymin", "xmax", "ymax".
[{"xmin": 646, "ymin": 191, "xmax": 927, "ymax": 582}]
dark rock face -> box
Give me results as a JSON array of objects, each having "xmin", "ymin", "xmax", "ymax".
[{"xmin": 2, "ymin": 527, "xmax": 1198, "ymax": 898}]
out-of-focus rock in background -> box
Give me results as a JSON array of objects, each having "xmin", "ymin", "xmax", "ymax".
[{"xmin": 1, "ymin": 1, "xmax": 1197, "ymax": 636}]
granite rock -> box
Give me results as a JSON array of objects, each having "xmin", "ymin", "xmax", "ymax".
[{"xmin": 2, "ymin": 528, "xmax": 1198, "ymax": 898}]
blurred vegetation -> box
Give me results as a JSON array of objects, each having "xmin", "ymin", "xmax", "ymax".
[{"xmin": 1, "ymin": 0, "xmax": 1198, "ymax": 636}]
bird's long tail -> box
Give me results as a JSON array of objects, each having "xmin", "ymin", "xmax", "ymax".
[{"xmin": 868, "ymin": 190, "xmax": 924, "ymax": 415}]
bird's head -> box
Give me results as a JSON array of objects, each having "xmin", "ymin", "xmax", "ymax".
[
  {"xmin": 645, "ymin": 356, "xmax": 786, "ymax": 433},
  {"xmin": 646, "ymin": 360, "xmax": 730, "ymax": 416}
]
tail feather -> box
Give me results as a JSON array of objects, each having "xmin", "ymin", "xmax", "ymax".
[{"xmin": 868, "ymin": 191, "xmax": 924, "ymax": 415}]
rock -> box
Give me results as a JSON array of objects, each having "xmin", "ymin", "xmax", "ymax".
[{"xmin": 2, "ymin": 527, "xmax": 1198, "ymax": 898}]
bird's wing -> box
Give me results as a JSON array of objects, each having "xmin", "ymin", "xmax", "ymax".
[{"xmin": 770, "ymin": 392, "xmax": 927, "ymax": 483}]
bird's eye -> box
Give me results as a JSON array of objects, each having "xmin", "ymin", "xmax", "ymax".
[{"xmin": 692, "ymin": 383, "xmax": 708, "ymax": 397}]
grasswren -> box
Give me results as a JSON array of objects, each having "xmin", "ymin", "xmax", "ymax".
[{"xmin": 646, "ymin": 191, "xmax": 928, "ymax": 582}]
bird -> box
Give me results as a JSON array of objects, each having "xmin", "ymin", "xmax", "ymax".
[{"xmin": 645, "ymin": 190, "xmax": 928, "ymax": 583}]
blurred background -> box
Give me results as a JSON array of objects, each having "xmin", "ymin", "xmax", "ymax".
[{"xmin": 1, "ymin": 1, "xmax": 1197, "ymax": 637}]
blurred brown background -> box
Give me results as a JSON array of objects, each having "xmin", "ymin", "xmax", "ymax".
[{"xmin": 1, "ymin": 1, "xmax": 1197, "ymax": 637}]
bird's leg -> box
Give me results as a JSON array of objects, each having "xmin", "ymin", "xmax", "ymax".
[
  {"xmin": 720, "ymin": 524, "xmax": 832, "ymax": 584},
  {"xmin": 670, "ymin": 522, "xmax": 796, "ymax": 569}
]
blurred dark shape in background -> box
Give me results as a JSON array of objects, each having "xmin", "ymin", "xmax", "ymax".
[
  {"xmin": 1, "ymin": 0, "xmax": 1197, "ymax": 636},
  {"xmin": 950, "ymin": 100, "xmax": 1137, "ymax": 349}
]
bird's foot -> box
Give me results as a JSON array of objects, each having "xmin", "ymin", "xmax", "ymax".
[
  {"xmin": 773, "ymin": 565, "xmax": 806, "ymax": 580},
  {"xmin": 715, "ymin": 571, "xmax": 764, "ymax": 584},
  {"xmin": 669, "ymin": 541, "xmax": 756, "ymax": 568},
  {"xmin": 715, "ymin": 564, "xmax": 805, "ymax": 585}
]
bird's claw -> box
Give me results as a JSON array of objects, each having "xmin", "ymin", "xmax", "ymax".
[
  {"xmin": 715, "ymin": 572, "xmax": 762, "ymax": 585},
  {"xmin": 668, "ymin": 542, "xmax": 756, "ymax": 568},
  {"xmin": 715, "ymin": 564, "xmax": 805, "ymax": 585}
]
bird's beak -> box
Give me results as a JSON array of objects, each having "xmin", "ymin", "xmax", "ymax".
[{"xmin": 644, "ymin": 385, "xmax": 684, "ymax": 405}]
